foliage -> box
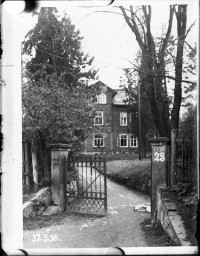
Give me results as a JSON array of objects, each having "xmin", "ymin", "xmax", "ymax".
[
  {"xmin": 179, "ymin": 105, "xmax": 197, "ymax": 138},
  {"xmin": 22, "ymin": 7, "xmax": 99, "ymax": 190},
  {"xmin": 22, "ymin": 74, "xmax": 96, "ymax": 147},
  {"xmin": 106, "ymin": 159, "xmax": 151, "ymax": 195},
  {"xmin": 22, "ymin": 7, "xmax": 98, "ymax": 148},
  {"xmin": 23, "ymin": 7, "xmax": 97, "ymax": 86}
]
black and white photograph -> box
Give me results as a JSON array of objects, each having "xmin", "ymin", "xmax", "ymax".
[{"xmin": 0, "ymin": 0, "xmax": 199, "ymax": 254}]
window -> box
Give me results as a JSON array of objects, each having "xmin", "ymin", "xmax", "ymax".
[
  {"xmin": 120, "ymin": 112, "xmax": 127, "ymax": 126},
  {"xmin": 94, "ymin": 111, "xmax": 104, "ymax": 125},
  {"xmin": 130, "ymin": 135, "xmax": 138, "ymax": 147},
  {"xmin": 93, "ymin": 134, "xmax": 104, "ymax": 147},
  {"xmin": 96, "ymin": 93, "xmax": 106, "ymax": 104},
  {"xmin": 117, "ymin": 134, "xmax": 128, "ymax": 147}
]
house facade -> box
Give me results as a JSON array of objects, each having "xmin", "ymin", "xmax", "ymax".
[{"xmin": 81, "ymin": 81, "xmax": 138, "ymax": 154}]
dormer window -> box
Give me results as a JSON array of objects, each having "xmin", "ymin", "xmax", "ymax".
[{"xmin": 96, "ymin": 93, "xmax": 106, "ymax": 104}]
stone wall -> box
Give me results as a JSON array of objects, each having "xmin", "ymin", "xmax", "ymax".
[
  {"xmin": 23, "ymin": 187, "xmax": 51, "ymax": 218},
  {"xmin": 157, "ymin": 187, "xmax": 192, "ymax": 246}
]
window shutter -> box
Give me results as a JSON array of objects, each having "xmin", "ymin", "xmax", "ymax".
[{"xmin": 117, "ymin": 138, "xmax": 120, "ymax": 147}]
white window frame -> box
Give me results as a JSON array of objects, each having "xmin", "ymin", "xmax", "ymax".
[
  {"xmin": 94, "ymin": 111, "xmax": 104, "ymax": 126},
  {"xmin": 96, "ymin": 93, "xmax": 106, "ymax": 104},
  {"xmin": 129, "ymin": 135, "xmax": 138, "ymax": 148},
  {"xmin": 117, "ymin": 134, "xmax": 128, "ymax": 147},
  {"xmin": 120, "ymin": 112, "xmax": 127, "ymax": 126},
  {"xmin": 93, "ymin": 134, "xmax": 104, "ymax": 147}
]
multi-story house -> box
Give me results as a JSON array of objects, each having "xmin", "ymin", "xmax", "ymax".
[{"xmin": 81, "ymin": 81, "xmax": 138, "ymax": 154}]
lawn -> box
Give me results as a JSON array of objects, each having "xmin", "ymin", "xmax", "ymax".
[{"xmin": 106, "ymin": 159, "xmax": 151, "ymax": 195}]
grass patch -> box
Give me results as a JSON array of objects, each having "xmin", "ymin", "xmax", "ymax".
[{"xmin": 106, "ymin": 159, "xmax": 151, "ymax": 195}]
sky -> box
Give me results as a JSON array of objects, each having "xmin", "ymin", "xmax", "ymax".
[{"xmin": 19, "ymin": 0, "xmax": 198, "ymax": 89}]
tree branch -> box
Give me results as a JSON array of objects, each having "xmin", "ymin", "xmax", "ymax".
[
  {"xmin": 185, "ymin": 19, "xmax": 196, "ymax": 38},
  {"xmin": 120, "ymin": 6, "xmax": 145, "ymax": 51},
  {"xmin": 159, "ymin": 5, "xmax": 175, "ymax": 58}
]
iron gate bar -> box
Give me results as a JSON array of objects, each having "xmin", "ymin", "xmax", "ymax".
[
  {"xmin": 66, "ymin": 155, "xmax": 107, "ymax": 214},
  {"xmin": 81, "ymin": 173, "xmax": 101, "ymax": 195}
]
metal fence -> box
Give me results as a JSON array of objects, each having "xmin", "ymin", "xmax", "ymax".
[
  {"xmin": 175, "ymin": 135, "xmax": 194, "ymax": 184},
  {"xmin": 66, "ymin": 153, "xmax": 107, "ymax": 214}
]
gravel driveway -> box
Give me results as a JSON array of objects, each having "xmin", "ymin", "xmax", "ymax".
[{"xmin": 23, "ymin": 177, "xmax": 150, "ymax": 248}]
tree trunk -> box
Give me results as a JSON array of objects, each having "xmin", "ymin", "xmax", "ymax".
[
  {"xmin": 24, "ymin": 140, "xmax": 32, "ymax": 189},
  {"xmin": 31, "ymin": 139, "xmax": 39, "ymax": 190},
  {"xmin": 146, "ymin": 72, "xmax": 171, "ymax": 137},
  {"xmin": 120, "ymin": 5, "xmax": 174, "ymax": 138},
  {"xmin": 171, "ymin": 5, "xmax": 187, "ymax": 130},
  {"xmin": 170, "ymin": 6, "xmax": 187, "ymax": 186},
  {"xmin": 38, "ymin": 132, "xmax": 51, "ymax": 184}
]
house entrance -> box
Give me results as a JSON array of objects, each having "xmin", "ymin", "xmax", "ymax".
[{"xmin": 66, "ymin": 154, "xmax": 107, "ymax": 215}]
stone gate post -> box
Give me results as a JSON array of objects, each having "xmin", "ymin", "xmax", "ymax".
[
  {"xmin": 48, "ymin": 144, "xmax": 70, "ymax": 211},
  {"xmin": 148, "ymin": 137, "xmax": 170, "ymax": 224}
]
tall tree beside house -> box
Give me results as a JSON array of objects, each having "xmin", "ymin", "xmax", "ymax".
[
  {"xmin": 23, "ymin": 7, "xmax": 97, "ymax": 86},
  {"xmin": 119, "ymin": 5, "xmax": 196, "ymax": 138},
  {"xmin": 119, "ymin": 5, "xmax": 196, "ymax": 184},
  {"xmin": 22, "ymin": 7, "xmax": 97, "ymax": 191},
  {"xmin": 120, "ymin": 37, "xmax": 196, "ymax": 156}
]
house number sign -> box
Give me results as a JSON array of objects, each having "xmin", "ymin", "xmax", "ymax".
[
  {"xmin": 154, "ymin": 152, "xmax": 165, "ymax": 162},
  {"xmin": 152, "ymin": 145, "xmax": 166, "ymax": 162}
]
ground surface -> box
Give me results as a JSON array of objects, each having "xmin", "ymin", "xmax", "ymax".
[
  {"xmin": 23, "ymin": 160, "xmax": 176, "ymax": 248},
  {"xmin": 24, "ymin": 177, "xmax": 152, "ymax": 248}
]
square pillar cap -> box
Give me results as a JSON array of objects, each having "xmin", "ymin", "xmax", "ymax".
[
  {"xmin": 48, "ymin": 143, "xmax": 71, "ymax": 151},
  {"xmin": 148, "ymin": 137, "xmax": 170, "ymax": 143}
]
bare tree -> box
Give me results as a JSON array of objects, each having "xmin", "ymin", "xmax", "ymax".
[{"xmin": 120, "ymin": 5, "xmax": 193, "ymax": 140}]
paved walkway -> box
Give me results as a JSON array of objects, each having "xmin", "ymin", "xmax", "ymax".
[{"xmin": 23, "ymin": 178, "xmax": 150, "ymax": 248}]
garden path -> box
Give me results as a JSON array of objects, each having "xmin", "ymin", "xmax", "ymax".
[{"xmin": 23, "ymin": 177, "xmax": 150, "ymax": 248}]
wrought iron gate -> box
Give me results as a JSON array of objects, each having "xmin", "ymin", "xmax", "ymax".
[{"xmin": 66, "ymin": 154, "xmax": 107, "ymax": 215}]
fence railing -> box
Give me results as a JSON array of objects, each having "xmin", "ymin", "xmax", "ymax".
[{"xmin": 175, "ymin": 135, "xmax": 194, "ymax": 184}]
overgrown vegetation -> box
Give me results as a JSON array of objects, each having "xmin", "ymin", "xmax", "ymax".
[
  {"xmin": 106, "ymin": 159, "xmax": 151, "ymax": 195},
  {"xmin": 169, "ymin": 183, "xmax": 198, "ymax": 245},
  {"xmin": 22, "ymin": 7, "xmax": 98, "ymax": 192}
]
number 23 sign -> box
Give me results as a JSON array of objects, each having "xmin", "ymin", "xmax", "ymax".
[
  {"xmin": 154, "ymin": 152, "xmax": 165, "ymax": 162},
  {"xmin": 153, "ymin": 146, "xmax": 166, "ymax": 162}
]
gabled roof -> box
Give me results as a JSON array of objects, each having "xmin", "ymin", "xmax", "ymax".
[
  {"xmin": 90, "ymin": 81, "xmax": 116, "ymax": 95},
  {"xmin": 90, "ymin": 81, "xmax": 135, "ymax": 105}
]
